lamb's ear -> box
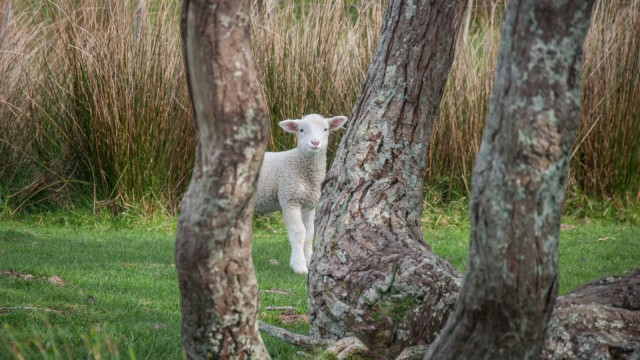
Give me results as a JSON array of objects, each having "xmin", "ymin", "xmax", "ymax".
[
  {"xmin": 328, "ymin": 116, "xmax": 348, "ymax": 131},
  {"xmin": 279, "ymin": 120, "xmax": 299, "ymax": 133}
]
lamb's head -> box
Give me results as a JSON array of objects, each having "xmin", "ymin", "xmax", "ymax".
[{"xmin": 279, "ymin": 114, "xmax": 348, "ymax": 155}]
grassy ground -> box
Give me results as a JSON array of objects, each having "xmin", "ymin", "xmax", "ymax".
[{"xmin": 0, "ymin": 209, "xmax": 638, "ymax": 359}]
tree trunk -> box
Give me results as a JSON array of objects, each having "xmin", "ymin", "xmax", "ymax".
[
  {"xmin": 425, "ymin": 1, "xmax": 596, "ymax": 359},
  {"xmin": 544, "ymin": 269, "xmax": 640, "ymax": 359},
  {"xmin": 175, "ymin": 0, "xmax": 270, "ymax": 358},
  {"xmin": 308, "ymin": 0, "xmax": 466, "ymax": 358}
]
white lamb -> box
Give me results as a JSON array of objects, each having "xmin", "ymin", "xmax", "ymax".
[{"xmin": 255, "ymin": 113, "xmax": 348, "ymax": 274}]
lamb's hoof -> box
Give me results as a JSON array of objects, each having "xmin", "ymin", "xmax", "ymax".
[{"xmin": 290, "ymin": 258, "xmax": 308, "ymax": 274}]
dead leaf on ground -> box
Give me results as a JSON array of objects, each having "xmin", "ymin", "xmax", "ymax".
[
  {"xmin": 596, "ymin": 236, "xmax": 616, "ymax": 242},
  {"xmin": 560, "ymin": 224, "xmax": 576, "ymax": 231},
  {"xmin": 277, "ymin": 310, "xmax": 308, "ymax": 324},
  {"xmin": 268, "ymin": 259, "xmax": 280, "ymax": 266},
  {"xmin": 48, "ymin": 275, "xmax": 66, "ymax": 286},
  {"xmin": 266, "ymin": 306, "xmax": 295, "ymax": 311}
]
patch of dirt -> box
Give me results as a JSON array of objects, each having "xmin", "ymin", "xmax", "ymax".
[
  {"xmin": 2, "ymin": 271, "xmax": 66, "ymax": 287},
  {"xmin": 2, "ymin": 271, "xmax": 34, "ymax": 280},
  {"xmin": 48, "ymin": 275, "xmax": 66, "ymax": 286}
]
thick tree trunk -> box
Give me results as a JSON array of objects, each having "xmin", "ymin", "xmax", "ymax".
[
  {"xmin": 175, "ymin": 0, "xmax": 270, "ymax": 358},
  {"xmin": 544, "ymin": 269, "xmax": 640, "ymax": 359},
  {"xmin": 308, "ymin": 0, "xmax": 466, "ymax": 358},
  {"xmin": 425, "ymin": 1, "xmax": 596, "ymax": 359}
]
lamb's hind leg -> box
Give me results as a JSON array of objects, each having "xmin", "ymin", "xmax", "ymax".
[
  {"xmin": 302, "ymin": 209, "xmax": 315, "ymax": 268},
  {"xmin": 282, "ymin": 206, "xmax": 308, "ymax": 274}
]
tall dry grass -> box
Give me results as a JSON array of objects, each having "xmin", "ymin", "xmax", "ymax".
[
  {"xmin": 251, "ymin": 0, "xmax": 383, "ymax": 156},
  {"xmin": 428, "ymin": 0, "xmax": 640, "ymax": 202},
  {"xmin": 1, "ymin": 0, "xmax": 193, "ymax": 213},
  {"xmin": 427, "ymin": 9, "xmax": 501, "ymax": 198},
  {"xmin": 0, "ymin": 0, "xmax": 638, "ymax": 214},
  {"xmin": 574, "ymin": 0, "xmax": 640, "ymax": 200},
  {"xmin": 0, "ymin": 2, "xmax": 58, "ymax": 211}
]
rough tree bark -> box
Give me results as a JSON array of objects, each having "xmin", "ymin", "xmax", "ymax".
[
  {"xmin": 175, "ymin": 0, "xmax": 270, "ymax": 358},
  {"xmin": 308, "ymin": 0, "xmax": 466, "ymax": 358},
  {"xmin": 425, "ymin": 1, "xmax": 596, "ymax": 359},
  {"xmin": 544, "ymin": 269, "xmax": 640, "ymax": 359}
]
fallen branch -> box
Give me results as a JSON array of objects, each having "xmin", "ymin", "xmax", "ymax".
[
  {"xmin": 258, "ymin": 320, "xmax": 331, "ymax": 350},
  {"xmin": 258, "ymin": 321, "xmax": 368, "ymax": 358},
  {"xmin": 262, "ymin": 289, "xmax": 293, "ymax": 296},
  {"xmin": 265, "ymin": 306, "xmax": 295, "ymax": 311}
]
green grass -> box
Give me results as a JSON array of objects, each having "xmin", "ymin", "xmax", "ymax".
[
  {"xmin": 426, "ymin": 218, "xmax": 640, "ymax": 295},
  {"xmin": 1, "ymin": 208, "xmax": 638, "ymax": 359},
  {"xmin": 0, "ymin": 212, "xmax": 309, "ymax": 359}
]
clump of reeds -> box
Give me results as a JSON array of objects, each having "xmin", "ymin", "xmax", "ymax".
[
  {"xmin": 1, "ymin": 0, "xmax": 193, "ymax": 213},
  {"xmin": 427, "ymin": 5, "xmax": 502, "ymax": 198},
  {"xmin": 427, "ymin": 0, "xmax": 640, "ymax": 202},
  {"xmin": 572, "ymin": 0, "xmax": 640, "ymax": 201},
  {"xmin": 0, "ymin": 2, "xmax": 55, "ymax": 211},
  {"xmin": 251, "ymin": 0, "xmax": 383, "ymax": 156},
  {"xmin": 1, "ymin": 0, "xmax": 638, "ymax": 215}
]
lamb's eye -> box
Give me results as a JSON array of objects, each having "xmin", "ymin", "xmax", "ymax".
[
  {"xmin": 299, "ymin": 128, "xmax": 304, "ymax": 133},
  {"xmin": 324, "ymin": 128, "xmax": 328, "ymax": 131}
]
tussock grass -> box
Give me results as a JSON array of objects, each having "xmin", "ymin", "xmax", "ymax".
[
  {"xmin": 1, "ymin": 0, "xmax": 193, "ymax": 214},
  {"xmin": 573, "ymin": 0, "xmax": 640, "ymax": 200},
  {"xmin": 428, "ymin": 0, "xmax": 640, "ymax": 202},
  {"xmin": 427, "ymin": 12, "xmax": 501, "ymax": 198},
  {"xmin": 0, "ymin": 0, "xmax": 638, "ymax": 214},
  {"xmin": 251, "ymin": 0, "xmax": 383, "ymax": 156}
]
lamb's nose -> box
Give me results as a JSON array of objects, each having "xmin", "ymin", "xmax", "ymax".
[{"xmin": 311, "ymin": 140, "xmax": 320, "ymax": 146}]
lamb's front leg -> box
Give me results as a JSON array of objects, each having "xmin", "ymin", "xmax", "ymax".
[
  {"xmin": 302, "ymin": 209, "xmax": 315, "ymax": 268},
  {"xmin": 282, "ymin": 206, "xmax": 308, "ymax": 274}
]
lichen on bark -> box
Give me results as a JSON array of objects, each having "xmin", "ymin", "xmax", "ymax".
[
  {"xmin": 308, "ymin": 0, "xmax": 466, "ymax": 358},
  {"xmin": 425, "ymin": 1, "xmax": 596, "ymax": 359},
  {"xmin": 175, "ymin": 0, "xmax": 270, "ymax": 358}
]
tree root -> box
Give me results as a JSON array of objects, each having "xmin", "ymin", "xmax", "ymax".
[{"xmin": 258, "ymin": 321, "xmax": 368, "ymax": 358}]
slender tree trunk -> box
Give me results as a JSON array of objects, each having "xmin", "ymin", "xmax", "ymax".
[
  {"xmin": 175, "ymin": 0, "xmax": 270, "ymax": 358},
  {"xmin": 425, "ymin": 1, "xmax": 596, "ymax": 359},
  {"xmin": 308, "ymin": 0, "xmax": 466, "ymax": 358}
]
